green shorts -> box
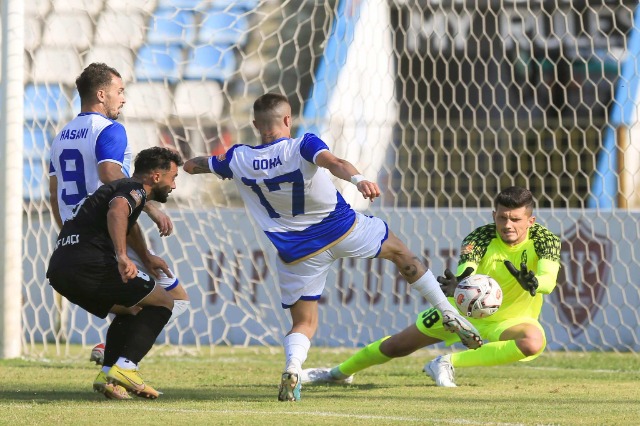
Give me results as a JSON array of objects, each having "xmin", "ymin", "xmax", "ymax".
[{"xmin": 415, "ymin": 308, "xmax": 546, "ymax": 361}]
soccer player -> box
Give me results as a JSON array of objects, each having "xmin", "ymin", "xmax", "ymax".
[
  {"xmin": 182, "ymin": 93, "xmax": 483, "ymax": 401},
  {"xmin": 47, "ymin": 63, "xmax": 190, "ymax": 368},
  {"xmin": 47, "ymin": 147, "xmax": 183, "ymax": 399},
  {"xmin": 301, "ymin": 186, "xmax": 561, "ymax": 387}
]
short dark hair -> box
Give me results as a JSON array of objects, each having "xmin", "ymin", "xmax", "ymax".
[
  {"xmin": 495, "ymin": 186, "xmax": 534, "ymax": 212},
  {"xmin": 75, "ymin": 63, "xmax": 122, "ymax": 102},
  {"xmin": 253, "ymin": 93, "xmax": 289, "ymax": 122},
  {"xmin": 133, "ymin": 147, "xmax": 183, "ymax": 176}
]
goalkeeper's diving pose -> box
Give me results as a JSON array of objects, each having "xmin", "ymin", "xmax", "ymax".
[{"xmin": 301, "ymin": 186, "xmax": 561, "ymax": 387}]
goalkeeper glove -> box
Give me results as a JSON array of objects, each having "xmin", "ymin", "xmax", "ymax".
[
  {"xmin": 504, "ymin": 260, "xmax": 538, "ymax": 296},
  {"xmin": 436, "ymin": 266, "xmax": 474, "ymax": 297}
]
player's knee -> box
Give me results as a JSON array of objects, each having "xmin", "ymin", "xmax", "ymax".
[{"xmin": 517, "ymin": 333, "xmax": 546, "ymax": 357}]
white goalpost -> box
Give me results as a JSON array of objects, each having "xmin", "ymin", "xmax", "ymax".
[
  {"xmin": 0, "ymin": 0, "xmax": 24, "ymax": 359},
  {"xmin": 5, "ymin": 0, "xmax": 640, "ymax": 359}
]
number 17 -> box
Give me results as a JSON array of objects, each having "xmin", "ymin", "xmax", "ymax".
[{"xmin": 241, "ymin": 170, "xmax": 304, "ymax": 218}]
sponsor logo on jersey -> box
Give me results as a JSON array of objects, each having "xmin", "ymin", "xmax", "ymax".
[
  {"xmin": 253, "ymin": 156, "xmax": 283, "ymax": 170},
  {"xmin": 460, "ymin": 243, "xmax": 474, "ymax": 255},
  {"xmin": 55, "ymin": 234, "xmax": 80, "ymax": 249},
  {"xmin": 129, "ymin": 189, "xmax": 144, "ymax": 205},
  {"xmin": 60, "ymin": 128, "xmax": 89, "ymax": 141}
]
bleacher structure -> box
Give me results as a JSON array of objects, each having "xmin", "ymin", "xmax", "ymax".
[{"xmin": 23, "ymin": 0, "xmax": 256, "ymax": 199}]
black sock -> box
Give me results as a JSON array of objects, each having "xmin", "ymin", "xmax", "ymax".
[
  {"xmin": 121, "ymin": 306, "xmax": 172, "ymax": 365},
  {"xmin": 103, "ymin": 314, "xmax": 136, "ymax": 367}
]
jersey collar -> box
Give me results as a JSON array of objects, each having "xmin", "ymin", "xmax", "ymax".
[
  {"xmin": 78, "ymin": 112, "xmax": 110, "ymax": 120},
  {"xmin": 255, "ymin": 137, "xmax": 289, "ymax": 149}
]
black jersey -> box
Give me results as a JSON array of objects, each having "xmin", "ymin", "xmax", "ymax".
[{"xmin": 48, "ymin": 178, "xmax": 147, "ymax": 270}]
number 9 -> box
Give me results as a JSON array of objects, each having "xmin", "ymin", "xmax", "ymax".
[{"xmin": 59, "ymin": 149, "xmax": 88, "ymax": 205}]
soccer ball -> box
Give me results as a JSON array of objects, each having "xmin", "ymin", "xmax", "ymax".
[{"xmin": 454, "ymin": 274, "xmax": 503, "ymax": 319}]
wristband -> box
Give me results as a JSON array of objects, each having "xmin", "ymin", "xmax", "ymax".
[{"xmin": 350, "ymin": 174, "xmax": 366, "ymax": 185}]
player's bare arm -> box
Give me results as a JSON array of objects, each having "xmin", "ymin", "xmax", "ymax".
[
  {"xmin": 183, "ymin": 156, "xmax": 212, "ymax": 174},
  {"xmin": 99, "ymin": 161, "xmax": 173, "ymax": 236},
  {"xmin": 126, "ymin": 222, "xmax": 149, "ymax": 260},
  {"xmin": 315, "ymin": 151, "xmax": 381, "ymax": 201},
  {"xmin": 125, "ymin": 223, "xmax": 172, "ymax": 280},
  {"xmin": 143, "ymin": 202, "xmax": 173, "ymax": 237},
  {"xmin": 107, "ymin": 197, "xmax": 137, "ymax": 282},
  {"xmin": 48, "ymin": 175, "xmax": 63, "ymax": 229},
  {"xmin": 98, "ymin": 161, "xmax": 127, "ymax": 183}
]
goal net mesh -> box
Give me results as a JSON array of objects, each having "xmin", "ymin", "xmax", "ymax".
[{"xmin": 19, "ymin": 0, "xmax": 640, "ymax": 356}]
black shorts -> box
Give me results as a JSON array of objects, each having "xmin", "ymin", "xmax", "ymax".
[{"xmin": 47, "ymin": 262, "xmax": 156, "ymax": 319}]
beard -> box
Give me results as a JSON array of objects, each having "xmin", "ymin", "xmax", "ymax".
[{"xmin": 151, "ymin": 185, "xmax": 171, "ymax": 203}]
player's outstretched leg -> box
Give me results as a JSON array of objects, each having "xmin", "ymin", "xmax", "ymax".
[
  {"xmin": 92, "ymin": 371, "xmax": 132, "ymax": 400},
  {"xmin": 107, "ymin": 365, "xmax": 162, "ymax": 399},
  {"xmin": 300, "ymin": 367, "xmax": 354, "ymax": 385},
  {"xmin": 424, "ymin": 354, "xmax": 457, "ymax": 387},
  {"xmin": 278, "ymin": 368, "xmax": 302, "ymax": 402},
  {"xmin": 441, "ymin": 310, "xmax": 483, "ymax": 349}
]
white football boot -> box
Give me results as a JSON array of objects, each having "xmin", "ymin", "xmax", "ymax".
[
  {"xmin": 424, "ymin": 354, "xmax": 457, "ymax": 387},
  {"xmin": 441, "ymin": 310, "xmax": 483, "ymax": 349},
  {"xmin": 300, "ymin": 367, "xmax": 354, "ymax": 385}
]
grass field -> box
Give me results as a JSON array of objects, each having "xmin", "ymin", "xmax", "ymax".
[{"xmin": 1, "ymin": 346, "xmax": 639, "ymax": 425}]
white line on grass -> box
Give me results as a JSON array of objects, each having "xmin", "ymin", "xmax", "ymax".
[
  {"xmin": 47, "ymin": 405, "xmax": 525, "ymax": 426},
  {"xmin": 519, "ymin": 366, "xmax": 635, "ymax": 374}
]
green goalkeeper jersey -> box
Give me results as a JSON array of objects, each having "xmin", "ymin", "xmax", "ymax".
[{"xmin": 455, "ymin": 223, "xmax": 561, "ymax": 321}]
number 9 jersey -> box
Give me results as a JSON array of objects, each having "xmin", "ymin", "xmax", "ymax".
[
  {"xmin": 48, "ymin": 112, "xmax": 132, "ymax": 223},
  {"xmin": 208, "ymin": 133, "xmax": 356, "ymax": 264}
]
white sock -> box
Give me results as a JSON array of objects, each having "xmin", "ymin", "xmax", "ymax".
[
  {"xmin": 115, "ymin": 357, "xmax": 137, "ymax": 370},
  {"xmin": 284, "ymin": 332, "xmax": 310, "ymax": 373},
  {"xmin": 410, "ymin": 270, "xmax": 457, "ymax": 313},
  {"xmin": 168, "ymin": 299, "xmax": 190, "ymax": 323}
]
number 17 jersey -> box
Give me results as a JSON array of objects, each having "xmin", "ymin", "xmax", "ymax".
[{"xmin": 208, "ymin": 133, "xmax": 356, "ymax": 263}]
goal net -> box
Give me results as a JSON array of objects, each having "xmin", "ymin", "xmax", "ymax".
[{"xmin": 15, "ymin": 0, "xmax": 640, "ymax": 357}]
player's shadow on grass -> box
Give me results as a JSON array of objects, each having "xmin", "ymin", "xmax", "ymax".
[
  {"xmin": 0, "ymin": 389, "xmax": 116, "ymax": 402},
  {"xmin": 155, "ymin": 384, "xmax": 384, "ymax": 401},
  {"xmin": 0, "ymin": 384, "xmax": 392, "ymax": 403},
  {"xmin": 0, "ymin": 384, "xmax": 430, "ymax": 404},
  {"xmin": 1, "ymin": 387, "xmax": 630, "ymax": 407}
]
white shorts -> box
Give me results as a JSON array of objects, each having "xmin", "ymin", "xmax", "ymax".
[
  {"xmin": 276, "ymin": 212, "xmax": 388, "ymax": 308},
  {"xmin": 126, "ymin": 246, "xmax": 179, "ymax": 291}
]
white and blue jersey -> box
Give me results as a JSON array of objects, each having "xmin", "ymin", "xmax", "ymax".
[
  {"xmin": 49, "ymin": 112, "xmax": 131, "ymax": 223},
  {"xmin": 209, "ymin": 133, "xmax": 357, "ymax": 263}
]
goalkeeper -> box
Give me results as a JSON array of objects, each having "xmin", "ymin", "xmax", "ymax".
[{"xmin": 301, "ymin": 186, "xmax": 561, "ymax": 387}]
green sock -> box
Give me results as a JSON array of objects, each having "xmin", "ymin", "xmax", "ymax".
[
  {"xmin": 332, "ymin": 336, "xmax": 392, "ymax": 378},
  {"xmin": 451, "ymin": 340, "xmax": 526, "ymax": 368}
]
